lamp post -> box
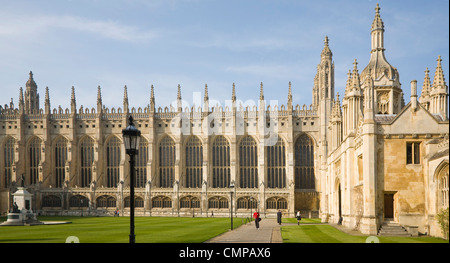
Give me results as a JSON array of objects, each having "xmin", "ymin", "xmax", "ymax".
[
  {"xmin": 229, "ymin": 182, "xmax": 235, "ymax": 230},
  {"xmin": 122, "ymin": 115, "xmax": 141, "ymax": 243}
]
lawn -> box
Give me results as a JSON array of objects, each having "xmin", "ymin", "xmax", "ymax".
[
  {"xmin": 281, "ymin": 224, "xmax": 448, "ymax": 243},
  {"xmin": 0, "ymin": 216, "xmax": 244, "ymax": 243}
]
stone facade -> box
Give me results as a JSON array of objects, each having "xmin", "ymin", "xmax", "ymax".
[{"xmin": 0, "ymin": 4, "xmax": 448, "ymax": 237}]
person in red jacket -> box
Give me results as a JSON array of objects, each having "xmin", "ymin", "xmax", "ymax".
[{"xmin": 253, "ymin": 211, "xmax": 261, "ymax": 230}]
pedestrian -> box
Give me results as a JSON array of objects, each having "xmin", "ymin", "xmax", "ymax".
[
  {"xmin": 253, "ymin": 210, "xmax": 261, "ymax": 230},
  {"xmin": 277, "ymin": 210, "xmax": 282, "ymax": 225},
  {"xmin": 296, "ymin": 211, "xmax": 301, "ymax": 225}
]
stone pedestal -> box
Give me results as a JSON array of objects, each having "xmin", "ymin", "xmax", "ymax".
[{"xmin": 0, "ymin": 187, "xmax": 43, "ymax": 226}]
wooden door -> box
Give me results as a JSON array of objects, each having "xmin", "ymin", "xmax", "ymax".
[{"xmin": 384, "ymin": 194, "xmax": 394, "ymax": 218}]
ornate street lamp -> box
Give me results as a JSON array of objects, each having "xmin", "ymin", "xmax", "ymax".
[
  {"xmin": 229, "ymin": 182, "xmax": 235, "ymax": 230},
  {"xmin": 122, "ymin": 115, "xmax": 141, "ymax": 243}
]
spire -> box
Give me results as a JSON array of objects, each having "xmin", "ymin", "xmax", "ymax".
[
  {"xmin": 97, "ymin": 85, "xmax": 102, "ymax": 112},
  {"xmin": 19, "ymin": 87, "xmax": 24, "ymax": 114},
  {"xmin": 344, "ymin": 70, "xmax": 352, "ymax": 97},
  {"xmin": 259, "ymin": 82, "xmax": 264, "ymax": 100},
  {"xmin": 321, "ymin": 36, "xmax": 332, "ymax": 58},
  {"xmin": 26, "ymin": 71, "xmax": 37, "ymax": 89},
  {"xmin": 44, "ymin": 86, "xmax": 50, "ymax": 114},
  {"xmin": 432, "ymin": 55, "xmax": 447, "ymax": 89},
  {"xmin": 232, "ymin": 83, "xmax": 236, "ymax": 102},
  {"xmin": 123, "ymin": 85, "xmax": 129, "ymax": 112},
  {"xmin": 331, "ymin": 93, "xmax": 342, "ymax": 119},
  {"xmin": 150, "ymin": 85, "xmax": 155, "ymax": 112},
  {"xmin": 422, "ymin": 68, "xmax": 431, "ymax": 96},
  {"xmin": 204, "ymin": 84, "xmax": 209, "ymax": 101},
  {"xmin": 19, "ymin": 87, "xmax": 24, "ymax": 104},
  {"xmin": 97, "ymin": 86, "xmax": 102, "ymax": 105},
  {"xmin": 351, "ymin": 59, "xmax": 361, "ymax": 91},
  {"xmin": 70, "ymin": 86, "xmax": 76, "ymax": 113},
  {"xmin": 287, "ymin": 81, "xmax": 293, "ymax": 110},
  {"xmin": 204, "ymin": 84, "xmax": 209, "ymax": 112},
  {"xmin": 372, "ymin": 3, "xmax": 384, "ymax": 32},
  {"xmin": 177, "ymin": 84, "xmax": 182, "ymax": 112}
]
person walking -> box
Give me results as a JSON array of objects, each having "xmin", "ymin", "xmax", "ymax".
[
  {"xmin": 277, "ymin": 210, "xmax": 282, "ymax": 225},
  {"xmin": 253, "ymin": 210, "xmax": 261, "ymax": 230},
  {"xmin": 296, "ymin": 211, "xmax": 301, "ymax": 225}
]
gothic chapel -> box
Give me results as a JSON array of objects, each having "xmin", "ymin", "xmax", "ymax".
[{"xmin": 0, "ymin": 4, "xmax": 448, "ymax": 237}]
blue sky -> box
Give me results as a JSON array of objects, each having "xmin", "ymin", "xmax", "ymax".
[{"xmin": 0, "ymin": 0, "xmax": 448, "ymax": 111}]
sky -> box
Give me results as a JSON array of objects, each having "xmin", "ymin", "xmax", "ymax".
[{"xmin": 0, "ymin": 0, "xmax": 448, "ymax": 111}]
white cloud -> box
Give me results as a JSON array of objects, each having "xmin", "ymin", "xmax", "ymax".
[{"xmin": 0, "ymin": 13, "xmax": 157, "ymax": 43}]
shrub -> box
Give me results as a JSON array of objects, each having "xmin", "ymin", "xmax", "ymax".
[{"xmin": 436, "ymin": 207, "xmax": 449, "ymax": 240}]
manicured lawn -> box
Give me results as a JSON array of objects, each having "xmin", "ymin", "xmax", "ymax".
[
  {"xmin": 283, "ymin": 218, "xmax": 322, "ymax": 224},
  {"xmin": 0, "ymin": 216, "xmax": 244, "ymax": 243},
  {"xmin": 281, "ymin": 224, "xmax": 448, "ymax": 243}
]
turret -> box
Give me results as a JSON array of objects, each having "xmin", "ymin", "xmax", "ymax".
[{"xmin": 24, "ymin": 71, "xmax": 40, "ymax": 114}]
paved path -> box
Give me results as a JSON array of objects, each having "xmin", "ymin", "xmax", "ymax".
[{"xmin": 205, "ymin": 219, "xmax": 289, "ymax": 243}]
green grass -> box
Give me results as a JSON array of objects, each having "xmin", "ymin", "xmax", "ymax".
[
  {"xmin": 0, "ymin": 216, "xmax": 244, "ymax": 243},
  {"xmin": 281, "ymin": 224, "xmax": 448, "ymax": 243},
  {"xmin": 283, "ymin": 218, "xmax": 322, "ymax": 224}
]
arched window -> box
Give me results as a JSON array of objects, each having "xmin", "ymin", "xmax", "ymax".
[
  {"xmin": 438, "ymin": 163, "xmax": 449, "ymax": 210},
  {"xmin": 80, "ymin": 136, "xmax": 94, "ymax": 187},
  {"xmin": 54, "ymin": 136, "xmax": 68, "ymax": 188},
  {"xmin": 208, "ymin": 196, "xmax": 229, "ymax": 209},
  {"xmin": 180, "ymin": 196, "xmax": 200, "ymax": 209},
  {"xmin": 136, "ymin": 137, "xmax": 148, "ymax": 188},
  {"xmin": 212, "ymin": 136, "xmax": 230, "ymax": 188},
  {"xmin": 266, "ymin": 197, "xmax": 287, "ymax": 210},
  {"xmin": 294, "ymin": 134, "xmax": 315, "ymax": 189},
  {"xmin": 69, "ymin": 195, "xmax": 89, "ymax": 207},
  {"xmin": 152, "ymin": 196, "xmax": 172, "ymax": 208},
  {"xmin": 185, "ymin": 136, "xmax": 203, "ymax": 188},
  {"xmin": 42, "ymin": 195, "xmax": 62, "ymax": 208},
  {"xmin": 124, "ymin": 196, "xmax": 145, "ymax": 208},
  {"xmin": 3, "ymin": 137, "xmax": 15, "ymax": 188},
  {"xmin": 159, "ymin": 136, "xmax": 175, "ymax": 188},
  {"xmin": 96, "ymin": 195, "xmax": 116, "ymax": 208},
  {"xmin": 106, "ymin": 136, "xmax": 121, "ymax": 188},
  {"xmin": 239, "ymin": 136, "xmax": 258, "ymax": 188},
  {"xmin": 29, "ymin": 137, "xmax": 41, "ymax": 185},
  {"xmin": 266, "ymin": 137, "xmax": 286, "ymax": 188},
  {"xmin": 237, "ymin": 197, "xmax": 257, "ymax": 210}
]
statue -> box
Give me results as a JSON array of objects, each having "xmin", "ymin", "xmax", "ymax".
[
  {"xmin": 20, "ymin": 174, "xmax": 25, "ymax": 187},
  {"xmin": 11, "ymin": 202, "xmax": 20, "ymax": 213}
]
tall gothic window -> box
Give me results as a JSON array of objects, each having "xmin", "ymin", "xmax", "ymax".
[
  {"xmin": 266, "ymin": 137, "xmax": 286, "ymax": 188},
  {"xmin": 212, "ymin": 136, "xmax": 230, "ymax": 188},
  {"xmin": 239, "ymin": 136, "xmax": 258, "ymax": 188},
  {"xmin": 54, "ymin": 136, "xmax": 68, "ymax": 188},
  {"xmin": 3, "ymin": 137, "xmax": 15, "ymax": 188},
  {"xmin": 294, "ymin": 134, "xmax": 315, "ymax": 189},
  {"xmin": 106, "ymin": 136, "xmax": 121, "ymax": 188},
  {"xmin": 159, "ymin": 136, "xmax": 175, "ymax": 188},
  {"xmin": 136, "ymin": 137, "xmax": 148, "ymax": 188},
  {"xmin": 438, "ymin": 163, "xmax": 449, "ymax": 210},
  {"xmin": 185, "ymin": 136, "xmax": 203, "ymax": 188},
  {"xmin": 29, "ymin": 136, "xmax": 41, "ymax": 185},
  {"xmin": 80, "ymin": 136, "xmax": 94, "ymax": 187}
]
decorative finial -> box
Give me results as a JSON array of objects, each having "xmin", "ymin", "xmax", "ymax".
[
  {"xmin": 375, "ymin": 3, "xmax": 380, "ymax": 14},
  {"xmin": 128, "ymin": 115, "xmax": 134, "ymax": 126}
]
